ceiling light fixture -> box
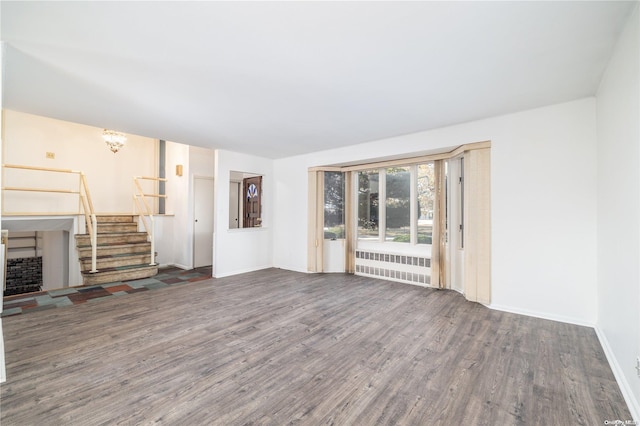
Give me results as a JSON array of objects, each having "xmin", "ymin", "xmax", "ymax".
[{"xmin": 102, "ymin": 129, "xmax": 127, "ymax": 153}]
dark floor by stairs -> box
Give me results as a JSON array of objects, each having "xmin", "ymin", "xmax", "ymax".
[{"xmin": 2, "ymin": 266, "xmax": 212, "ymax": 317}]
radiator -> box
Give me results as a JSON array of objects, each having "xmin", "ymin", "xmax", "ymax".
[{"xmin": 355, "ymin": 250, "xmax": 431, "ymax": 286}]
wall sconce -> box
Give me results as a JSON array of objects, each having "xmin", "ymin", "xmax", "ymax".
[{"xmin": 176, "ymin": 165, "xmax": 183, "ymax": 176}]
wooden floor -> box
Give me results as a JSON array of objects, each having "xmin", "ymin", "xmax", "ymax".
[{"xmin": 0, "ymin": 269, "xmax": 631, "ymax": 425}]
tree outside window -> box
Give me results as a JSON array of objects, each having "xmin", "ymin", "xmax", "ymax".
[
  {"xmin": 357, "ymin": 170, "xmax": 379, "ymax": 239},
  {"xmin": 324, "ymin": 171, "xmax": 344, "ymax": 239},
  {"xmin": 356, "ymin": 163, "xmax": 434, "ymax": 246},
  {"xmin": 385, "ymin": 167, "xmax": 410, "ymax": 242},
  {"xmin": 417, "ymin": 163, "xmax": 435, "ymax": 245}
]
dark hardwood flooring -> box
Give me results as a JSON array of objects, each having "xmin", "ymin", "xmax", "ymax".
[{"xmin": 0, "ymin": 268, "xmax": 631, "ymax": 425}]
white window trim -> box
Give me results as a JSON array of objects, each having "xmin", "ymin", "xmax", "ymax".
[{"xmin": 357, "ymin": 164, "xmax": 431, "ymax": 250}]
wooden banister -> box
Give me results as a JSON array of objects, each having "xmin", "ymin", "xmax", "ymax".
[
  {"xmin": 80, "ymin": 174, "xmax": 95, "ymax": 214},
  {"xmin": 136, "ymin": 176, "xmax": 168, "ymax": 182},
  {"xmin": 133, "ymin": 176, "xmax": 165, "ymax": 267},
  {"xmin": 3, "ymin": 164, "xmax": 79, "ymax": 174},
  {"xmin": 1, "ymin": 164, "xmax": 99, "ymax": 273},
  {"xmin": 2, "ymin": 187, "xmax": 79, "ymax": 194}
]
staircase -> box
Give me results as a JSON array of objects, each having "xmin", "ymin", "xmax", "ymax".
[{"xmin": 75, "ymin": 215, "xmax": 158, "ymax": 285}]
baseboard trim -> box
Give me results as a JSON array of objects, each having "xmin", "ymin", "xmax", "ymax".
[
  {"xmin": 214, "ymin": 265, "xmax": 272, "ymax": 278},
  {"xmin": 273, "ymin": 265, "xmax": 308, "ymax": 274},
  {"xmin": 487, "ymin": 303, "xmax": 595, "ymax": 328},
  {"xmin": 489, "ymin": 303, "xmax": 637, "ymax": 420},
  {"xmin": 172, "ymin": 263, "xmax": 192, "ymax": 270},
  {"xmin": 595, "ymin": 326, "xmax": 640, "ymax": 421},
  {"xmin": 0, "ymin": 318, "xmax": 6, "ymax": 384}
]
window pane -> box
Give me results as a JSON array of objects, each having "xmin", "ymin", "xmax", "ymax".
[
  {"xmin": 358, "ymin": 170, "xmax": 379, "ymax": 239},
  {"xmin": 386, "ymin": 167, "xmax": 410, "ymax": 242},
  {"xmin": 417, "ymin": 163, "xmax": 435, "ymax": 245},
  {"xmin": 324, "ymin": 171, "xmax": 344, "ymax": 239}
]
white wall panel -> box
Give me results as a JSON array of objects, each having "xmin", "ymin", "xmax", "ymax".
[
  {"xmin": 213, "ymin": 149, "xmax": 273, "ymax": 277},
  {"xmin": 596, "ymin": 5, "xmax": 640, "ymax": 419},
  {"xmin": 2, "ymin": 110, "xmax": 157, "ymax": 214}
]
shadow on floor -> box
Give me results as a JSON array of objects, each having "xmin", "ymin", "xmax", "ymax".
[{"xmin": 2, "ymin": 266, "xmax": 213, "ymax": 317}]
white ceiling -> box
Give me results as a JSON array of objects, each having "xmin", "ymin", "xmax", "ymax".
[{"xmin": 1, "ymin": 1, "xmax": 636, "ymax": 159}]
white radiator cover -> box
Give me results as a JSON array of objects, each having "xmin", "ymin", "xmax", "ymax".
[{"xmin": 355, "ymin": 249, "xmax": 431, "ymax": 287}]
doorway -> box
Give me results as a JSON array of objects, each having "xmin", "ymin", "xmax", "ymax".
[
  {"xmin": 229, "ymin": 181, "xmax": 241, "ymax": 229},
  {"xmin": 193, "ymin": 177, "xmax": 214, "ymax": 268},
  {"xmin": 243, "ymin": 176, "xmax": 262, "ymax": 228}
]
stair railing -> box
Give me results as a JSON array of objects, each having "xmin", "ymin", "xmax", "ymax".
[
  {"xmin": 2, "ymin": 164, "xmax": 99, "ymax": 273},
  {"xmin": 133, "ymin": 176, "xmax": 167, "ymax": 266}
]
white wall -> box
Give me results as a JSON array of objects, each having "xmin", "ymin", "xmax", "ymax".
[
  {"xmin": 164, "ymin": 141, "xmax": 190, "ymax": 268},
  {"xmin": 190, "ymin": 145, "xmax": 215, "ymax": 267},
  {"xmin": 447, "ymin": 156, "xmax": 464, "ymax": 293},
  {"xmin": 2, "ymin": 110, "xmax": 157, "ymax": 213},
  {"xmin": 42, "ymin": 230, "xmax": 66, "ymax": 291},
  {"xmin": 157, "ymin": 142, "xmax": 215, "ymax": 269},
  {"xmin": 1, "ymin": 216, "xmax": 82, "ymax": 286},
  {"xmin": 153, "ymin": 215, "xmax": 174, "ymax": 268},
  {"xmin": 596, "ymin": 5, "xmax": 640, "ymax": 419},
  {"xmin": 274, "ymin": 98, "xmax": 598, "ymax": 326},
  {"xmin": 189, "ymin": 145, "xmax": 215, "ymax": 176},
  {"xmin": 213, "ymin": 149, "xmax": 273, "ymax": 277},
  {"xmin": 1, "ymin": 41, "xmax": 7, "ymax": 384}
]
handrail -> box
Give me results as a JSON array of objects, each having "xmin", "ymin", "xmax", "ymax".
[
  {"xmin": 3, "ymin": 164, "xmax": 77, "ymax": 173},
  {"xmin": 3, "ymin": 187, "xmax": 79, "ymax": 194},
  {"xmin": 79, "ymin": 173, "xmax": 98, "ymax": 273},
  {"xmin": 133, "ymin": 176, "xmax": 167, "ymax": 266},
  {"xmin": 2, "ymin": 164, "xmax": 99, "ymax": 273}
]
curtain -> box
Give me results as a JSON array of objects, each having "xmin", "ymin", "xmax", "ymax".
[
  {"xmin": 344, "ymin": 171, "xmax": 355, "ymax": 273},
  {"xmin": 307, "ymin": 171, "xmax": 324, "ymax": 272},
  {"xmin": 463, "ymin": 148, "xmax": 491, "ymax": 304},
  {"xmin": 430, "ymin": 160, "xmax": 447, "ymax": 289}
]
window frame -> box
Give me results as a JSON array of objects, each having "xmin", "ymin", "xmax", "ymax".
[
  {"xmin": 323, "ymin": 170, "xmax": 345, "ymax": 240},
  {"xmin": 356, "ymin": 163, "xmax": 433, "ymax": 248}
]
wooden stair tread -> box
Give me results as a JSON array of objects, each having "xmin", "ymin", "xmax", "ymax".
[
  {"xmin": 81, "ymin": 264, "xmax": 157, "ymax": 274},
  {"xmin": 77, "ymin": 243, "xmax": 151, "ymax": 257},
  {"xmin": 76, "ymin": 232, "xmax": 147, "ymax": 237},
  {"xmin": 97, "ymin": 226, "xmax": 138, "ymax": 232},
  {"xmin": 80, "ymin": 265, "xmax": 158, "ymax": 285},
  {"xmin": 94, "ymin": 215, "xmax": 137, "ymax": 223},
  {"xmin": 78, "ymin": 252, "xmax": 151, "ymax": 261},
  {"xmin": 78, "ymin": 242, "xmax": 150, "ymax": 248}
]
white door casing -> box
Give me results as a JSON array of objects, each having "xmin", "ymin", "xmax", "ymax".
[
  {"xmin": 193, "ymin": 177, "xmax": 214, "ymax": 268},
  {"xmin": 229, "ymin": 181, "xmax": 240, "ymax": 229}
]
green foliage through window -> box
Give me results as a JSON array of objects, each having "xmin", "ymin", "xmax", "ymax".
[{"xmin": 357, "ymin": 163, "xmax": 435, "ymax": 245}]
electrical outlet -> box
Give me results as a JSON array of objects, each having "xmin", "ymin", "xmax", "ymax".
[{"xmin": 46, "ymin": 152, "xmax": 55, "ymax": 159}]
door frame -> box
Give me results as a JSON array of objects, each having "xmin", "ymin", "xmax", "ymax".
[{"xmin": 192, "ymin": 175, "xmax": 215, "ymax": 269}]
